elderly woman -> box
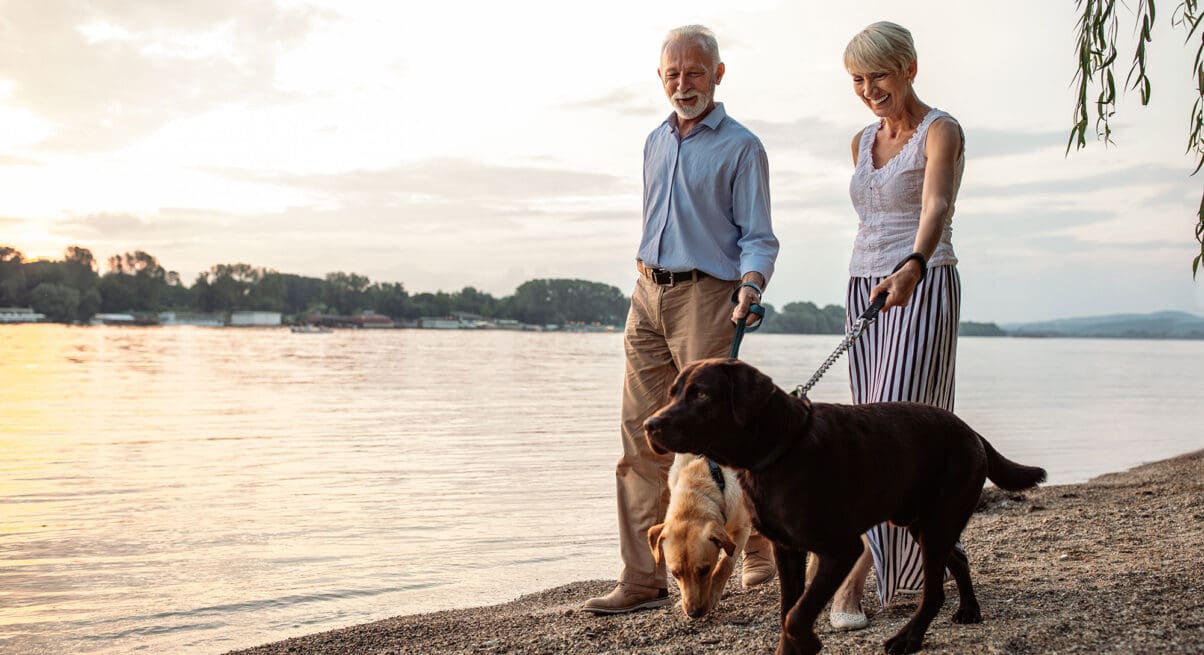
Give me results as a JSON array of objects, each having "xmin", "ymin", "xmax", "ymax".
[{"xmin": 829, "ymin": 21, "xmax": 967, "ymax": 631}]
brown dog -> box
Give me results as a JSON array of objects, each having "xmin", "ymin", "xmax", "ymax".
[
  {"xmin": 648, "ymin": 454, "xmax": 752, "ymax": 618},
  {"xmin": 644, "ymin": 358, "xmax": 1046, "ymax": 655}
]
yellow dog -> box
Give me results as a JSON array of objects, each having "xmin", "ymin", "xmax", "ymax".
[{"xmin": 647, "ymin": 454, "xmax": 751, "ymax": 618}]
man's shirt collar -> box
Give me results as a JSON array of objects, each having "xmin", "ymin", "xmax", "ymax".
[{"xmin": 664, "ymin": 102, "xmax": 727, "ymax": 136}]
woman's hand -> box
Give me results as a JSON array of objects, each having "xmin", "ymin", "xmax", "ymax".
[{"xmin": 871, "ymin": 260, "xmax": 923, "ymax": 312}]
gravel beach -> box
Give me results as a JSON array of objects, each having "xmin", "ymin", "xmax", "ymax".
[{"xmin": 229, "ymin": 449, "xmax": 1204, "ymax": 655}]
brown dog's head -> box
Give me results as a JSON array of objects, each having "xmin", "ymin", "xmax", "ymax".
[
  {"xmin": 644, "ymin": 358, "xmax": 781, "ymax": 468},
  {"xmin": 648, "ymin": 519, "xmax": 737, "ymax": 618}
]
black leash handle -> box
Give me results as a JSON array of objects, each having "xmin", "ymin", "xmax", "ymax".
[
  {"xmin": 858, "ymin": 292, "xmax": 888, "ymax": 323},
  {"xmin": 848, "ymin": 292, "xmax": 887, "ymax": 340}
]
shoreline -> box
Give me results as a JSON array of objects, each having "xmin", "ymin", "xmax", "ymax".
[{"xmin": 228, "ymin": 450, "xmax": 1204, "ymax": 654}]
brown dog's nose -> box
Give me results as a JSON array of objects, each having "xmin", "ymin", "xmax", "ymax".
[
  {"xmin": 687, "ymin": 606, "xmax": 706, "ymax": 619},
  {"xmin": 644, "ymin": 417, "xmax": 669, "ymax": 455},
  {"xmin": 644, "ymin": 415, "xmax": 661, "ymax": 435}
]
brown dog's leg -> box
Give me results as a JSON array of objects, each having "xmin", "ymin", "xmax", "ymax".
[
  {"xmin": 774, "ymin": 542, "xmax": 806, "ymax": 627},
  {"xmin": 883, "ymin": 527, "xmax": 954, "ymax": 655},
  {"xmin": 946, "ymin": 545, "xmax": 982, "ymax": 624},
  {"xmin": 776, "ymin": 539, "xmax": 862, "ymax": 655}
]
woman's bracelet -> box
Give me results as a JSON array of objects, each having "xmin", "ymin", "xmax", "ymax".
[{"xmin": 892, "ymin": 252, "xmax": 927, "ymax": 281}]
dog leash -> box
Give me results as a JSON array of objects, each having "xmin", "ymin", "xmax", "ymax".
[
  {"xmin": 706, "ymin": 289, "xmax": 767, "ymax": 483},
  {"xmin": 728, "ymin": 291, "xmax": 766, "ymax": 359},
  {"xmin": 791, "ymin": 292, "xmax": 888, "ymax": 398}
]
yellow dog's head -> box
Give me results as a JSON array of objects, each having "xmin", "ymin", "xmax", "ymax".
[{"xmin": 648, "ymin": 518, "xmax": 737, "ymax": 618}]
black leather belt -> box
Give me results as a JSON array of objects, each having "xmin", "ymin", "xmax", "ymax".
[{"xmin": 637, "ymin": 262, "xmax": 708, "ymax": 286}]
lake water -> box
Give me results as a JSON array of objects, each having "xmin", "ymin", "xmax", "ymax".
[{"xmin": 1, "ymin": 325, "xmax": 1200, "ymax": 654}]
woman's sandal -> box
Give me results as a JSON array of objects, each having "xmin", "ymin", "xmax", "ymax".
[{"xmin": 829, "ymin": 602, "xmax": 869, "ymax": 631}]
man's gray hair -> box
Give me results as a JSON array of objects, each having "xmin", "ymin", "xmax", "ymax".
[{"xmin": 661, "ymin": 25, "xmax": 722, "ymax": 72}]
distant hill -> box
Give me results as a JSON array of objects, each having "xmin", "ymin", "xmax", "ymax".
[
  {"xmin": 960, "ymin": 321, "xmax": 1008, "ymax": 337},
  {"xmin": 1001, "ymin": 311, "xmax": 1204, "ymax": 340}
]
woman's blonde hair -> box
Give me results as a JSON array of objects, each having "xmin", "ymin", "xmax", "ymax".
[{"xmin": 844, "ymin": 21, "xmax": 916, "ymax": 74}]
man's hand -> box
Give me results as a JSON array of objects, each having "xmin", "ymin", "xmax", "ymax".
[{"xmin": 731, "ymin": 285, "xmax": 761, "ymax": 324}]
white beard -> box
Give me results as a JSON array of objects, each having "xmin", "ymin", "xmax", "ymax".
[{"xmin": 671, "ymin": 87, "xmax": 713, "ymax": 120}]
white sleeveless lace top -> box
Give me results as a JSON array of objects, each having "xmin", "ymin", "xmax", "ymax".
[{"xmin": 848, "ymin": 108, "xmax": 962, "ymax": 277}]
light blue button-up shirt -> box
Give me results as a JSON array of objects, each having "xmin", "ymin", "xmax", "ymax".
[{"xmin": 638, "ymin": 102, "xmax": 778, "ymax": 283}]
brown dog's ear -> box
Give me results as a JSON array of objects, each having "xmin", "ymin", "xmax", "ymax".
[
  {"xmin": 647, "ymin": 523, "xmax": 666, "ymax": 564},
  {"xmin": 708, "ymin": 524, "xmax": 737, "ymax": 558},
  {"xmin": 725, "ymin": 360, "xmax": 774, "ymax": 428}
]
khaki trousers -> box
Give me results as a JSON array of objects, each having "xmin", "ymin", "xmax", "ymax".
[{"xmin": 616, "ymin": 274, "xmax": 738, "ymax": 590}]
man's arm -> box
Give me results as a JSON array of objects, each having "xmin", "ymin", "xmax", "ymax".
[{"xmin": 731, "ymin": 142, "xmax": 778, "ymax": 324}]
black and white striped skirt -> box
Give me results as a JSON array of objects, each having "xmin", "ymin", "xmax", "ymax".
[{"xmin": 845, "ymin": 265, "xmax": 962, "ymax": 608}]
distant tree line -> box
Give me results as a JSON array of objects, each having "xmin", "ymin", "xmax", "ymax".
[
  {"xmin": 0, "ymin": 246, "xmax": 628, "ymax": 326},
  {"xmin": 758, "ymin": 301, "xmax": 848, "ymax": 334},
  {"xmin": 0, "ymin": 245, "xmax": 1007, "ymax": 335}
]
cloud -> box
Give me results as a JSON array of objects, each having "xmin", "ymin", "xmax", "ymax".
[
  {"xmin": 745, "ymin": 120, "xmax": 1068, "ymax": 164},
  {"xmin": 744, "ymin": 116, "xmax": 855, "ymax": 162},
  {"xmin": 209, "ymin": 158, "xmax": 634, "ymax": 209},
  {"xmin": 562, "ymin": 86, "xmax": 662, "ymax": 117},
  {"xmin": 963, "ymin": 127, "xmax": 1066, "ymax": 158},
  {"xmin": 0, "ymin": 154, "xmax": 45, "ymax": 167},
  {"xmin": 55, "ymin": 210, "xmax": 217, "ymax": 241},
  {"xmin": 0, "ymin": 0, "xmax": 330, "ymax": 153},
  {"xmin": 970, "ymin": 163, "xmax": 1191, "ymax": 198},
  {"xmin": 42, "ymin": 179, "xmax": 644, "ymax": 292}
]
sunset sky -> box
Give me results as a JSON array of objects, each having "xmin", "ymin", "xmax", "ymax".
[{"xmin": 1, "ymin": 0, "xmax": 1201, "ymax": 323}]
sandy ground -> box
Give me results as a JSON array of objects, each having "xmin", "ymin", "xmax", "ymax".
[{"xmin": 229, "ymin": 449, "xmax": 1204, "ymax": 654}]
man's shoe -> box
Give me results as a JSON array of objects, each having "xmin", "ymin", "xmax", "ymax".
[
  {"xmin": 581, "ymin": 585, "xmax": 670, "ymax": 615},
  {"xmin": 741, "ymin": 538, "xmax": 776, "ymax": 587}
]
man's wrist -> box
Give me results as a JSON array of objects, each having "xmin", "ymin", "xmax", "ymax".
[
  {"xmin": 741, "ymin": 272, "xmax": 766, "ymax": 290},
  {"xmin": 739, "ymin": 281, "xmax": 763, "ymax": 300}
]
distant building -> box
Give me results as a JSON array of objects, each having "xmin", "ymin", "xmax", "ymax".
[
  {"xmin": 302, "ymin": 311, "xmax": 396, "ymax": 329},
  {"xmin": 158, "ymin": 311, "xmax": 224, "ymax": 327},
  {"xmin": 91, "ymin": 313, "xmax": 137, "ymax": 325},
  {"xmin": 454, "ymin": 312, "xmax": 489, "ymax": 328},
  {"xmin": 0, "ymin": 307, "xmax": 46, "ymax": 323},
  {"xmin": 418, "ymin": 317, "xmax": 461, "ymax": 329},
  {"xmin": 229, "ymin": 311, "xmax": 282, "ymax": 327},
  {"xmin": 351, "ymin": 311, "xmax": 395, "ymax": 329}
]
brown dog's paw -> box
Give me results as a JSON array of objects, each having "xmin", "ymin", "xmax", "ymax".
[
  {"xmin": 776, "ymin": 630, "xmax": 821, "ymax": 655},
  {"xmin": 883, "ymin": 629, "xmax": 924, "ymax": 654},
  {"xmin": 952, "ymin": 604, "xmax": 982, "ymax": 624}
]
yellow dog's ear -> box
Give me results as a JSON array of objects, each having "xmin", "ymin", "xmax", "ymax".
[
  {"xmin": 708, "ymin": 524, "xmax": 737, "ymax": 557},
  {"xmin": 647, "ymin": 523, "xmax": 666, "ymax": 565}
]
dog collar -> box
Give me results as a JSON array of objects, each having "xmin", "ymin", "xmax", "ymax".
[
  {"xmin": 707, "ymin": 459, "xmax": 726, "ymax": 492},
  {"xmin": 747, "ymin": 394, "xmax": 812, "ymax": 471},
  {"xmin": 747, "ymin": 434, "xmax": 796, "ymax": 471}
]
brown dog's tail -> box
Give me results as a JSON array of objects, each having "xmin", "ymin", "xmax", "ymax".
[{"xmin": 980, "ymin": 436, "xmax": 1047, "ymax": 491}]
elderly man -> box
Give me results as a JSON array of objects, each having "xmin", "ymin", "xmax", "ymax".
[{"xmin": 583, "ymin": 24, "xmax": 780, "ymax": 615}]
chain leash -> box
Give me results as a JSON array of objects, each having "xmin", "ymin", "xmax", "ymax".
[{"xmin": 792, "ymin": 292, "xmax": 888, "ymax": 398}]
